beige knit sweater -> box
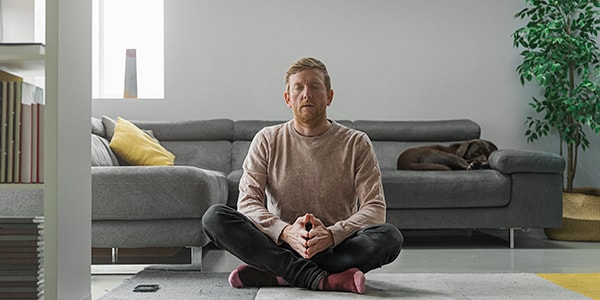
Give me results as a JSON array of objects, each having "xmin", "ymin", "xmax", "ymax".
[{"xmin": 237, "ymin": 120, "xmax": 386, "ymax": 246}]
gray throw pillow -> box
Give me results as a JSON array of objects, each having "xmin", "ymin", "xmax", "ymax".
[
  {"xmin": 92, "ymin": 117, "xmax": 105, "ymax": 137},
  {"xmin": 91, "ymin": 134, "xmax": 119, "ymax": 166},
  {"xmin": 101, "ymin": 115, "xmax": 117, "ymax": 140},
  {"xmin": 101, "ymin": 115, "xmax": 156, "ymax": 141}
]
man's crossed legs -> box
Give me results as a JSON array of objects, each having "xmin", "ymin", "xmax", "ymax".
[{"xmin": 202, "ymin": 204, "xmax": 403, "ymax": 294}]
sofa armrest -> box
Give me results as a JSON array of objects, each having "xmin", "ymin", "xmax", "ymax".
[
  {"xmin": 488, "ymin": 149, "xmax": 565, "ymax": 174},
  {"xmin": 92, "ymin": 165, "xmax": 228, "ymax": 220}
]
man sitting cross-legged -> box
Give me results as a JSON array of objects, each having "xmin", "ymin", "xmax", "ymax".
[{"xmin": 202, "ymin": 57, "xmax": 403, "ymax": 294}]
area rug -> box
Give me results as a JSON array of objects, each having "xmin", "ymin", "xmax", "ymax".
[
  {"xmin": 101, "ymin": 269, "xmax": 594, "ymax": 299},
  {"xmin": 99, "ymin": 269, "xmax": 257, "ymax": 300},
  {"xmin": 257, "ymin": 273, "xmax": 592, "ymax": 300},
  {"xmin": 538, "ymin": 273, "xmax": 600, "ymax": 299}
]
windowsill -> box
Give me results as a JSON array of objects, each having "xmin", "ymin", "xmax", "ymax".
[{"xmin": 92, "ymin": 97, "xmax": 165, "ymax": 101}]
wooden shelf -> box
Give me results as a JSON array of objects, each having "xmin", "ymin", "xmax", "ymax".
[{"xmin": 0, "ymin": 183, "xmax": 44, "ymax": 190}]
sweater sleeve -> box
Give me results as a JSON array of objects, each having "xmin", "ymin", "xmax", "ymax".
[
  {"xmin": 237, "ymin": 130, "xmax": 289, "ymax": 244},
  {"xmin": 327, "ymin": 133, "xmax": 387, "ymax": 246}
]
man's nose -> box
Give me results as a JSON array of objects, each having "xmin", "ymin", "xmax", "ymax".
[{"xmin": 302, "ymin": 87, "xmax": 311, "ymax": 99}]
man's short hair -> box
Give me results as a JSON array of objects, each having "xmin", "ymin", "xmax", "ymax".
[{"xmin": 285, "ymin": 57, "xmax": 331, "ymax": 92}]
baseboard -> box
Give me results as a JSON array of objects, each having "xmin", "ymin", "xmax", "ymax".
[{"xmin": 91, "ymin": 264, "xmax": 148, "ymax": 275}]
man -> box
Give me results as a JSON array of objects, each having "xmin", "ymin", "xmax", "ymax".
[{"xmin": 202, "ymin": 57, "xmax": 403, "ymax": 294}]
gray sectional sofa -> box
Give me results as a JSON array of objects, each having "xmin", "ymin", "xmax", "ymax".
[{"xmin": 90, "ymin": 117, "xmax": 565, "ymax": 264}]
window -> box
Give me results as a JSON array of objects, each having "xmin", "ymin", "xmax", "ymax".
[{"xmin": 92, "ymin": 0, "xmax": 164, "ymax": 99}]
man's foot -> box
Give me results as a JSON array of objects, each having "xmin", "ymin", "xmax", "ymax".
[
  {"xmin": 228, "ymin": 264, "xmax": 287, "ymax": 288},
  {"xmin": 318, "ymin": 267, "xmax": 366, "ymax": 294}
]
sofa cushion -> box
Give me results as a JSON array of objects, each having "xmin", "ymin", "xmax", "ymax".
[
  {"xmin": 233, "ymin": 120, "xmax": 356, "ymax": 141},
  {"xmin": 91, "ymin": 134, "xmax": 119, "ymax": 166},
  {"xmin": 381, "ymin": 169, "xmax": 511, "ymax": 209},
  {"xmin": 226, "ymin": 169, "xmax": 243, "ymax": 208},
  {"xmin": 109, "ymin": 117, "xmax": 176, "ymax": 166},
  {"xmin": 132, "ymin": 119, "xmax": 234, "ymax": 141},
  {"xmin": 102, "ymin": 115, "xmax": 117, "ymax": 139},
  {"xmin": 234, "ymin": 120, "xmax": 286, "ymax": 141},
  {"xmin": 373, "ymin": 141, "xmax": 474, "ymax": 170},
  {"xmin": 161, "ymin": 141, "xmax": 232, "ymax": 173},
  {"xmin": 92, "ymin": 219, "xmax": 207, "ymax": 248},
  {"xmin": 355, "ymin": 119, "xmax": 480, "ymax": 141},
  {"xmin": 489, "ymin": 149, "xmax": 565, "ymax": 174},
  {"xmin": 231, "ymin": 141, "xmax": 251, "ymax": 171},
  {"xmin": 92, "ymin": 166, "xmax": 228, "ymax": 221},
  {"xmin": 92, "ymin": 117, "xmax": 105, "ymax": 137}
]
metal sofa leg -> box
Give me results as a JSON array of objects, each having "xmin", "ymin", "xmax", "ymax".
[
  {"xmin": 190, "ymin": 246, "xmax": 202, "ymax": 268},
  {"xmin": 112, "ymin": 247, "xmax": 119, "ymax": 263},
  {"xmin": 508, "ymin": 227, "xmax": 528, "ymax": 249}
]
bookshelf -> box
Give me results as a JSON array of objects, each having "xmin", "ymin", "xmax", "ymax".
[
  {"xmin": 0, "ymin": 43, "xmax": 45, "ymax": 78},
  {"xmin": 0, "ymin": 43, "xmax": 45, "ymax": 194},
  {"xmin": 0, "ymin": 217, "xmax": 45, "ymax": 299}
]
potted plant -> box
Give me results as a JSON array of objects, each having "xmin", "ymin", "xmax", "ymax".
[{"xmin": 513, "ymin": 0, "xmax": 600, "ymax": 241}]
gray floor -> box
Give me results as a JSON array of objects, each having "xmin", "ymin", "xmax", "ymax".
[{"xmin": 91, "ymin": 229, "xmax": 600, "ymax": 299}]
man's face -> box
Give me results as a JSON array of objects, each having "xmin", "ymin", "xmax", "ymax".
[{"xmin": 284, "ymin": 68, "xmax": 334, "ymax": 126}]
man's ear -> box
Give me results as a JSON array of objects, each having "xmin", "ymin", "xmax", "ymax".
[
  {"xmin": 284, "ymin": 91, "xmax": 292, "ymax": 108},
  {"xmin": 327, "ymin": 89, "xmax": 334, "ymax": 106}
]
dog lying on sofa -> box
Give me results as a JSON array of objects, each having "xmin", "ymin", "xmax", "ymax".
[{"xmin": 397, "ymin": 139, "xmax": 497, "ymax": 171}]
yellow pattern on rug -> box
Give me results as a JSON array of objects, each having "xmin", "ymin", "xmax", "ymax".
[{"xmin": 538, "ymin": 273, "xmax": 600, "ymax": 299}]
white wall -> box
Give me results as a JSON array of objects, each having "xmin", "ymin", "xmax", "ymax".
[
  {"xmin": 1, "ymin": 0, "xmax": 34, "ymax": 41},
  {"xmin": 0, "ymin": 0, "xmax": 43, "ymax": 42},
  {"xmin": 92, "ymin": 0, "xmax": 599, "ymax": 188}
]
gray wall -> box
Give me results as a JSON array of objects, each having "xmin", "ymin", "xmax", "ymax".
[{"xmin": 92, "ymin": 0, "xmax": 599, "ymax": 188}]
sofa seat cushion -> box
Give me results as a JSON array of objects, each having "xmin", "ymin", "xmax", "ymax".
[
  {"xmin": 92, "ymin": 166, "xmax": 228, "ymax": 220},
  {"xmin": 92, "ymin": 219, "xmax": 208, "ymax": 248},
  {"xmin": 226, "ymin": 169, "xmax": 243, "ymax": 208},
  {"xmin": 382, "ymin": 170, "xmax": 510, "ymax": 209}
]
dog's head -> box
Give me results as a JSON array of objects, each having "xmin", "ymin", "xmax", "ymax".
[{"xmin": 455, "ymin": 139, "xmax": 498, "ymax": 169}]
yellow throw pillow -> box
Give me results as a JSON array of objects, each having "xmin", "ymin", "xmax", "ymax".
[{"xmin": 109, "ymin": 117, "xmax": 175, "ymax": 166}]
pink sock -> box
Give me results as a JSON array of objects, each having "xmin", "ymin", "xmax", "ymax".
[
  {"xmin": 318, "ymin": 267, "xmax": 366, "ymax": 294},
  {"xmin": 228, "ymin": 264, "xmax": 287, "ymax": 288}
]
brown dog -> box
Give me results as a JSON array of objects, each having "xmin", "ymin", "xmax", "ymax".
[{"xmin": 396, "ymin": 139, "xmax": 498, "ymax": 171}]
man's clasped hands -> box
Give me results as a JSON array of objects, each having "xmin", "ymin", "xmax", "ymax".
[{"xmin": 280, "ymin": 213, "xmax": 335, "ymax": 259}]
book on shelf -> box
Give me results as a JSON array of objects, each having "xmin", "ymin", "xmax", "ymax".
[
  {"xmin": 0, "ymin": 217, "xmax": 44, "ymax": 299},
  {"xmin": 29, "ymin": 86, "xmax": 43, "ymax": 183},
  {"xmin": 14, "ymin": 82, "xmax": 22, "ymax": 183},
  {"xmin": 0, "ymin": 43, "xmax": 45, "ymax": 58},
  {"xmin": 0, "ymin": 69, "xmax": 43, "ymax": 183},
  {"xmin": 0, "ymin": 69, "xmax": 25, "ymax": 183},
  {"xmin": 19, "ymin": 100, "xmax": 33, "ymax": 183},
  {"xmin": 0, "ymin": 81, "xmax": 7, "ymax": 183},
  {"xmin": 0, "ymin": 270, "xmax": 41, "ymax": 287},
  {"xmin": 20, "ymin": 82, "xmax": 43, "ymax": 183},
  {"xmin": 37, "ymin": 94, "xmax": 44, "ymax": 183},
  {"xmin": 6, "ymin": 82, "xmax": 15, "ymax": 183}
]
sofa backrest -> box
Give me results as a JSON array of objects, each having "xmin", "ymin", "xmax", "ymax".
[
  {"xmin": 231, "ymin": 120, "xmax": 286, "ymax": 171},
  {"xmin": 92, "ymin": 117, "xmax": 481, "ymax": 172},
  {"xmin": 132, "ymin": 119, "xmax": 234, "ymax": 173},
  {"xmin": 229, "ymin": 119, "xmax": 480, "ymax": 171},
  {"xmin": 230, "ymin": 120, "xmax": 358, "ymax": 171},
  {"xmin": 355, "ymin": 119, "xmax": 481, "ymax": 170}
]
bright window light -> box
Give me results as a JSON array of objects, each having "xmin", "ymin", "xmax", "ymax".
[{"xmin": 92, "ymin": 0, "xmax": 164, "ymax": 99}]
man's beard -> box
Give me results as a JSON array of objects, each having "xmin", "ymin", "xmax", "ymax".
[{"xmin": 294, "ymin": 105, "xmax": 326, "ymax": 128}]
